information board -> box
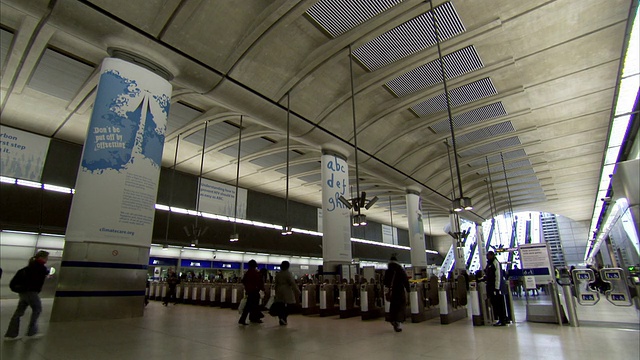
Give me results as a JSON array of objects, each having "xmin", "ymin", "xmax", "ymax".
[{"xmin": 518, "ymin": 243, "xmax": 553, "ymax": 282}]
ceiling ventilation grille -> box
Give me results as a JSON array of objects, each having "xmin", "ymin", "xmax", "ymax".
[
  {"xmin": 306, "ymin": 0, "xmax": 403, "ymax": 38},
  {"xmin": 455, "ymin": 121, "xmax": 515, "ymax": 146},
  {"xmin": 298, "ymin": 173, "xmax": 322, "ymax": 183},
  {"xmin": 276, "ymin": 162, "xmax": 320, "ymax": 176},
  {"xmin": 411, "ymin": 78, "xmax": 497, "ymax": 116},
  {"xmin": 353, "ymin": 2, "xmax": 464, "ymax": 71},
  {"xmin": 508, "ymin": 182, "xmax": 543, "ymax": 191},
  {"xmin": 468, "ymin": 149, "xmax": 527, "ymax": 167},
  {"xmin": 1, "ymin": 28, "xmax": 13, "ymax": 70},
  {"xmin": 166, "ymin": 102, "xmax": 203, "ymax": 135},
  {"xmin": 386, "ymin": 46, "xmax": 483, "ymax": 97},
  {"xmin": 220, "ymin": 137, "xmax": 275, "ymax": 158},
  {"xmin": 27, "ymin": 48, "xmax": 94, "ymax": 101},
  {"xmin": 459, "ymin": 136, "xmax": 521, "ymax": 157},
  {"xmin": 250, "ymin": 151, "xmax": 302, "ymax": 168},
  {"xmin": 183, "ymin": 121, "xmax": 239, "ymax": 147},
  {"xmin": 430, "ymin": 102, "xmax": 506, "ymax": 133}
]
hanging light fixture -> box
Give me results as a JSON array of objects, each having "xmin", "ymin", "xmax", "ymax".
[
  {"xmin": 282, "ymin": 93, "xmax": 293, "ymax": 236},
  {"xmin": 230, "ymin": 116, "xmax": 243, "ymax": 242},
  {"xmin": 429, "ymin": 0, "xmax": 472, "ymax": 212},
  {"xmin": 338, "ymin": 44, "xmax": 379, "ymax": 226},
  {"xmin": 186, "ymin": 123, "xmax": 209, "ymax": 247}
]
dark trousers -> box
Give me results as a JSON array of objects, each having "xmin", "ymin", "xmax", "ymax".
[
  {"xmin": 239, "ymin": 291, "xmax": 262, "ymax": 323},
  {"xmin": 164, "ymin": 287, "xmax": 177, "ymax": 304},
  {"xmin": 278, "ymin": 302, "xmax": 289, "ymax": 322},
  {"xmin": 5, "ymin": 292, "xmax": 42, "ymax": 337},
  {"xmin": 490, "ymin": 292, "xmax": 507, "ymax": 323}
]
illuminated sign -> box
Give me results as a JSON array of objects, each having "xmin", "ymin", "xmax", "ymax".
[
  {"xmin": 605, "ymin": 272, "xmax": 620, "ymax": 279},
  {"xmin": 222, "ymin": 264, "xmax": 231, "ymax": 268},
  {"xmin": 582, "ymin": 294, "xmax": 595, "ymax": 301},
  {"xmin": 577, "ymin": 273, "xmax": 589, "ymax": 279},
  {"xmin": 611, "ymin": 294, "xmax": 626, "ymax": 301}
]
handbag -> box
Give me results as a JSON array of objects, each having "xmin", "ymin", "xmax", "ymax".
[
  {"xmin": 385, "ymin": 269, "xmax": 396, "ymax": 302},
  {"xmin": 265, "ymin": 296, "xmax": 275, "ymax": 309},
  {"xmin": 268, "ymin": 301, "xmax": 284, "ymax": 317},
  {"xmin": 238, "ymin": 296, "xmax": 247, "ymax": 314}
]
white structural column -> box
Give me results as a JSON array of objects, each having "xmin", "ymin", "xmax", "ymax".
[
  {"xmin": 476, "ymin": 222, "xmax": 487, "ymax": 270},
  {"xmin": 52, "ymin": 57, "xmax": 172, "ymax": 321},
  {"xmin": 450, "ymin": 213, "xmax": 466, "ymax": 271},
  {"xmin": 321, "ymin": 150, "xmax": 352, "ymax": 275},
  {"xmin": 406, "ymin": 190, "xmax": 427, "ymax": 273}
]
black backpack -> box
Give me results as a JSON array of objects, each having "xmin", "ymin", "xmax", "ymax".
[{"xmin": 9, "ymin": 267, "xmax": 28, "ymax": 293}]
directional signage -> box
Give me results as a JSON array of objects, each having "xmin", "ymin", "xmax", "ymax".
[{"xmin": 518, "ymin": 243, "xmax": 553, "ymax": 282}]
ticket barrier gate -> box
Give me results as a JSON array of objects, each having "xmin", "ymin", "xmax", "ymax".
[
  {"xmin": 175, "ymin": 283, "xmax": 183, "ymax": 303},
  {"xmin": 470, "ymin": 281, "xmax": 493, "ymax": 326},
  {"xmin": 319, "ymin": 283, "xmax": 338, "ymax": 317},
  {"xmin": 182, "ymin": 283, "xmax": 193, "ymax": 304},
  {"xmin": 438, "ymin": 276, "xmax": 467, "ymax": 324},
  {"xmin": 230, "ymin": 284, "xmax": 242, "ymax": 310},
  {"xmin": 199, "ymin": 283, "xmax": 210, "ymax": 305},
  {"xmin": 360, "ymin": 284, "xmax": 383, "ymax": 320},
  {"xmin": 153, "ymin": 281, "xmax": 164, "ymax": 301},
  {"xmin": 148, "ymin": 281, "xmax": 156, "ymax": 300},
  {"xmin": 220, "ymin": 284, "xmax": 232, "ymax": 308},
  {"xmin": 209, "ymin": 283, "xmax": 221, "ymax": 307},
  {"xmin": 570, "ymin": 268, "xmax": 636, "ymax": 325},
  {"xmin": 409, "ymin": 277, "xmax": 440, "ymax": 323},
  {"xmin": 302, "ymin": 284, "xmax": 319, "ymax": 315},
  {"xmin": 339, "ymin": 284, "xmax": 359, "ymax": 318}
]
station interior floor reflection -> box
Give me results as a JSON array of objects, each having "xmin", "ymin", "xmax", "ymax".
[{"xmin": 1, "ymin": 296, "xmax": 638, "ymax": 360}]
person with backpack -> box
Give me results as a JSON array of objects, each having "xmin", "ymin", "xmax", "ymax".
[{"xmin": 5, "ymin": 250, "xmax": 49, "ymax": 341}]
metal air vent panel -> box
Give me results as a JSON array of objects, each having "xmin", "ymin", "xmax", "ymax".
[
  {"xmin": 431, "ymin": 102, "xmax": 507, "ymax": 134},
  {"xmin": 353, "ymin": 2, "xmax": 465, "ymax": 71},
  {"xmin": 298, "ymin": 173, "xmax": 322, "ymax": 183},
  {"xmin": 386, "ymin": 45, "xmax": 483, "ymax": 97},
  {"xmin": 249, "ymin": 151, "xmax": 302, "ymax": 168},
  {"xmin": 219, "ymin": 137, "xmax": 275, "ymax": 158},
  {"xmin": 276, "ymin": 162, "xmax": 320, "ymax": 176},
  {"xmin": 459, "ymin": 136, "xmax": 521, "ymax": 157},
  {"xmin": 167, "ymin": 103, "xmax": 203, "ymax": 135},
  {"xmin": 455, "ymin": 121, "xmax": 515, "ymax": 147},
  {"xmin": 306, "ymin": 0, "xmax": 403, "ymax": 38},
  {"xmin": 1, "ymin": 28, "xmax": 13, "ymax": 70},
  {"xmin": 27, "ymin": 48, "xmax": 94, "ymax": 101},
  {"xmin": 411, "ymin": 78, "xmax": 497, "ymax": 116},
  {"xmin": 183, "ymin": 121, "xmax": 239, "ymax": 147}
]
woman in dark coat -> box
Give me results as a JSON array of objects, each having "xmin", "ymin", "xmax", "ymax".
[{"xmin": 384, "ymin": 255, "xmax": 410, "ymax": 332}]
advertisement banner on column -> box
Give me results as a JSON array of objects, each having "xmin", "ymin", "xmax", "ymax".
[
  {"xmin": 65, "ymin": 58, "xmax": 172, "ymax": 246},
  {"xmin": 321, "ymin": 153, "xmax": 351, "ymax": 262},
  {"xmin": 406, "ymin": 192, "xmax": 427, "ymax": 267},
  {"xmin": 0, "ymin": 126, "xmax": 51, "ymax": 182},
  {"xmin": 198, "ymin": 178, "xmax": 247, "ymax": 218}
]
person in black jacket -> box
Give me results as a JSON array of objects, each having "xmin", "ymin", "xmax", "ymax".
[
  {"xmin": 239, "ymin": 259, "xmax": 265, "ymax": 325},
  {"xmin": 4, "ymin": 250, "xmax": 49, "ymax": 340},
  {"xmin": 384, "ymin": 255, "xmax": 410, "ymax": 332},
  {"xmin": 163, "ymin": 269, "xmax": 179, "ymax": 306},
  {"xmin": 484, "ymin": 251, "xmax": 508, "ymax": 326}
]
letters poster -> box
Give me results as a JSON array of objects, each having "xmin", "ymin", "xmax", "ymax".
[
  {"xmin": 198, "ymin": 178, "xmax": 247, "ymax": 218},
  {"xmin": 321, "ymin": 153, "xmax": 351, "ymax": 262},
  {"xmin": 65, "ymin": 58, "xmax": 172, "ymax": 246},
  {"xmin": 0, "ymin": 126, "xmax": 50, "ymax": 181}
]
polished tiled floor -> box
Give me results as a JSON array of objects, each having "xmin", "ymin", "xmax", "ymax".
[{"xmin": 1, "ymin": 296, "xmax": 638, "ymax": 360}]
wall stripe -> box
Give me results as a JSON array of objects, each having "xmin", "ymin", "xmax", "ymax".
[{"xmin": 61, "ymin": 261, "xmax": 148, "ymax": 270}]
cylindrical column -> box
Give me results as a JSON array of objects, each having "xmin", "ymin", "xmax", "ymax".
[
  {"xmin": 321, "ymin": 150, "xmax": 352, "ymax": 274},
  {"xmin": 52, "ymin": 57, "xmax": 172, "ymax": 321},
  {"xmin": 476, "ymin": 223, "xmax": 487, "ymax": 270},
  {"xmin": 406, "ymin": 190, "xmax": 427, "ymax": 274}
]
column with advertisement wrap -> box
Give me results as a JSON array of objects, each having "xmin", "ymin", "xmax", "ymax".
[
  {"xmin": 406, "ymin": 190, "xmax": 428, "ymax": 272},
  {"xmin": 52, "ymin": 57, "xmax": 171, "ymax": 321},
  {"xmin": 321, "ymin": 150, "xmax": 352, "ymax": 274}
]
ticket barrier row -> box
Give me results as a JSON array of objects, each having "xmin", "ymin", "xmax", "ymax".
[
  {"xmin": 148, "ymin": 282, "xmax": 246, "ymax": 309},
  {"xmin": 438, "ymin": 275, "xmax": 468, "ymax": 324}
]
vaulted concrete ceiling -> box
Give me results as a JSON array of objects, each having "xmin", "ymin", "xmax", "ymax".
[{"xmin": 0, "ymin": 0, "xmax": 635, "ymax": 235}]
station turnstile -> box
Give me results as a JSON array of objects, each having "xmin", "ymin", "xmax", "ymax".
[
  {"xmin": 360, "ymin": 283, "xmax": 383, "ymax": 320},
  {"xmin": 302, "ymin": 284, "xmax": 319, "ymax": 315},
  {"xmin": 319, "ymin": 283, "xmax": 338, "ymax": 317}
]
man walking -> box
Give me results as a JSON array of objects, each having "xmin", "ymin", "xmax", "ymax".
[{"xmin": 4, "ymin": 250, "xmax": 49, "ymax": 340}]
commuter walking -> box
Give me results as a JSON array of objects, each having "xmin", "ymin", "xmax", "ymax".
[
  {"xmin": 239, "ymin": 260, "xmax": 265, "ymax": 325},
  {"xmin": 484, "ymin": 251, "xmax": 508, "ymax": 326},
  {"xmin": 273, "ymin": 261, "xmax": 300, "ymax": 326},
  {"xmin": 4, "ymin": 250, "xmax": 49, "ymax": 340},
  {"xmin": 384, "ymin": 255, "xmax": 410, "ymax": 332},
  {"xmin": 163, "ymin": 269, "xmax": 179, "ymax": 306}
]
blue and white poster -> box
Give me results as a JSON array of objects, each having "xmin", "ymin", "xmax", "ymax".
[
  {"xmin": 198, "ymin": 178, "xmax": 247, "ymax": 218},
  {"xmin": 0, "ymin": 126, "xmax": 50, "ymax": 181},
  {"xmin": 382, "ymin": 224, "xmax": 398, "ymax": 245},
  {"xmin": 321, "ymin": 153, "xmax": 351, "ymax": 263},
  {"xmin": 65, "ymin": 58, "xmax": 172, "ymax": 246}
]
